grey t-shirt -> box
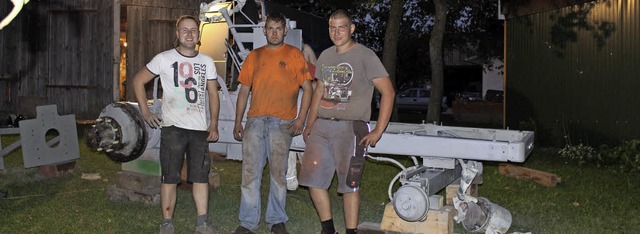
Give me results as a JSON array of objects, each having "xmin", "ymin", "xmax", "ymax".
[{"xmin": 315, "ymin": 43, "xmax": 389, "ymax": 121}]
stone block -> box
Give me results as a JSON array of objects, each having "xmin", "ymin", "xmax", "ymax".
[
  {"xmin": 107, "ymin": 184, "xmax": 160, "ymax": 205},
  {"xmin": 115, "ymin": 171, "xmax": 160, "ymax": 195}
]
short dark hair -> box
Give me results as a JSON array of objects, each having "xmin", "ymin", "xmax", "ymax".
[
  {"xmin": 176, "ymin": 15, "xmax": 199, "ymax": 28},
  {"xmin": 330, "ymin": 9, "xmax": 352, "ymax": 24},
  {"xmin": 265, "ymin": 12, "xmax": 287, "ymax": 27}
]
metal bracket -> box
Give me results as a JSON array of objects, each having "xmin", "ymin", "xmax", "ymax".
[{"xmin": 19, "ymin": 105, "xmax": 79, "ymax": 168}]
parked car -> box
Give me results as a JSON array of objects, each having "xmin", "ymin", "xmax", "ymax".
[
  {"xmin": 375, "ymin": 88, "xmax": 448, "ymax": 112},
  {"xmin": 455, "ymin": 92, "xmax": 483, "ymax": 102}
]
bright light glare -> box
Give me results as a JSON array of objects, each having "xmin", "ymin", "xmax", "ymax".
[{"xmin": 0, "ymin": 0, "xmax": 30, "ymax": 30}]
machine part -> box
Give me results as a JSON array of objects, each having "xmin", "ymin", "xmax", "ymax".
[
  {"xmin": 85, "ymin": 117, "xmax": 123, "ymax": 152},
  {"xmin": 393, "ymin": 184, "xmax": 429, "ymax": 222},
  {"xmin": 85, "ymin": 102, "xmax": 148, "ymax": 162},
  {"xmin": 453, "ymin": 159, "xmax": 511, "ymax": 234},
  {"xmin": 367, "ymin": 122, "xmax": 534, "ymax": 163},
  {"xmin": 19, "ymin": 105, "xmax": 79, "ymax": 168},
  {"xmin": 346, "ymin": 120, "xmax": 369, "ymax": 189},
  {"xmin": 365, "ymin": 154, "xmax": 411, "ymax": 201},
  {"xmin": 453, "ymin": 196, "xmax": 512, "ymax": 234},
  {"xmin": 458, "ymin": 159, "xmax": 483, "ymax": 200},
  {"xmin": 390, "ymin": 161, "xmax": 462, "ymax": 222},
  {"xmin": 286, "ymin": 151, "xmax": 302, "ymax": 191}
]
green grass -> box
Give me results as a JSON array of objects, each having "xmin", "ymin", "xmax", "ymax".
[{"xmin": 2, "ymin": 130, "xmax": 640, "ymax": 233}]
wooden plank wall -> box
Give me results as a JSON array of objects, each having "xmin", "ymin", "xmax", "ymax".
[
  {"xmin": 121, "ymin": 0, "xmax": 201, "ymax": 9},
  {"xmin": 0, "ymin": 0, "xmax": 202, "ymax": 119},
  {"xmin": 122, "ymin": 0, "xmax": 201, "ymax": 101},
  {"xmin": 47, "ymin": 0, "xmax": 115, "ymax": 119},
  {"xmin": 0, "ymin": 0, "xmax": 114, "ymax": 119},
  {"xmin": 0, "ymin": 1, "xmax": 50, "ymax": 118}
]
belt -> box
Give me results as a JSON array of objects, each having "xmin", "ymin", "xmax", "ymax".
[{"xmin": 319, "ymin": 117, "xmax": 344, "ymax": 121}]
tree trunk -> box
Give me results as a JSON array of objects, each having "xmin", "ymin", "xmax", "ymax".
[
  {"xmin": 427, "ymin": 0, "xmax": 447, "ymax": 123},
  {"xmin": 382, "ymin": 0, "xmax": 403, "ymax": 121}
]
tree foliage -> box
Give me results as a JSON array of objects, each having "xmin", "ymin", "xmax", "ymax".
[{"xmin": 270, "ymin": 0, "xmax": 504, "ymax": 117}]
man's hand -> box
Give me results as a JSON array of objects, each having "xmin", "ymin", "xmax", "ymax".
[
  {"xmin": 288, "ymin": 118, "xmax": 304, "ymax": 136},
  {"xmin": 302, "ymin": 126, "xmax": 313, "ymax": 143},
  {"xmin": 233, "ymin": 123, "xmax": 244, "ymax": 141},
  {"xmin": 141, "ymin": 110, "xmax": 161, "ymax": 128},
  {"xmin": 359, "ymin": 130, "xmax": 383, "ymax": 147},
  {"xmin": 207, "ymin": 125, "xmax": 219, "ymax": 142}
]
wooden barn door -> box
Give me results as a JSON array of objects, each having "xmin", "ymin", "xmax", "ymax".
[
  {"xmin": 47, "ymin": 0, "xmax": 114, "ymax": 119},
  {"xmin": 124, "ymin": 4, "xmax": 199, "ymax": 101}
]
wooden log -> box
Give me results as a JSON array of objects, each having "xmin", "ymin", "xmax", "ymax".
[
  {"xmin": 380, "ymin": 203, "xmax": 454, "ymax": 234},
  {"xmin": 498, "ymin": 163, "xmax": 561, "ymax": 187}
]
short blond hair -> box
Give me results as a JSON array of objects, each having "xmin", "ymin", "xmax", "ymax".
[
  {"xmin": 329, "ymin": 9, "xmax": 352, "ymax": 24},
  {"xmin": 175, "ymin": 15, "xmax": 199, "ymax": 29}
]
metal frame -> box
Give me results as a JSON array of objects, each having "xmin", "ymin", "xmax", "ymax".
[{"xmin": 0, "ymin": 105, "xmax": 79, "ymax": 170}]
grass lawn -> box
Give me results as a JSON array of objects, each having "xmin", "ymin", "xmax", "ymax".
[{"xmin": 1, "ymin": 127, "xmax": 640, "ymax": 233}]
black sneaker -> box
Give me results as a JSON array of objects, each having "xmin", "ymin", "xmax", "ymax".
[
  {"xmin": 233, "ymin": 226, "xmax": 255, "ymax": 234},
  {"xmin": 270, "ymin": 223, "xmax": 289, "ymax": 234}
]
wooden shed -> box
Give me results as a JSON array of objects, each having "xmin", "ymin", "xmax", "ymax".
[
  {"xmin": 0, "ymin": 0, "xmax": 200, "ymax": 120},
  {"xmin": 504, "ymin": 0, "xmax": 640, "ymax": 146}
]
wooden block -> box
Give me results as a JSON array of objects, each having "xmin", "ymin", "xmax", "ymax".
[
  {"xmin": 209, "ymin": 171, "xmax": 220, "ymax": 188},
  {"xmin": 38, "ymin": 160, "xmax": 76, "ymax": 178},
  {"xmin": 357, "ymin": 221, "xmax": 394, "ymax": 234},
  {"xmin": 380, "ymin": 203, "xmax": 454, "ymax": 234},
  {"xmin": 430, "ymin": 195, "xmax": 444, "ymax": 209},
  {"xmin": 115, "ymin": 171, "xmax": 160, "ymax": 195},
  {"xmin": 498, "ymin": 163, "xmax": 561, "ymax": 187},
  {"xmin": 445, "ymin": 183, "xmax": 478, "ymax": 205}
]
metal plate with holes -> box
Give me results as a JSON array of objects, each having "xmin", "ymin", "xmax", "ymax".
[{"xmin": 19, "ymin": 105, "xmax": 79, "ymax": 168}]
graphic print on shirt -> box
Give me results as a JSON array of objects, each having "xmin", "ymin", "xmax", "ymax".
[
  {"xmin": 320, "ymin": 63, "xmax": 354, "ymax": 110},
  {"xmin": 171, "ymin": 61, "xmax": 207, "ymax": 113}
]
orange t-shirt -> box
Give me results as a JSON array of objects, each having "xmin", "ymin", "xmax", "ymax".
[{"xmin": 238, "ymin": 44, "xmax": 313, "ymax": 120}]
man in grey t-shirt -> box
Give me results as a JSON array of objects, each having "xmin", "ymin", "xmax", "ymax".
[{"xmin": 299, "ymin": 9, "xmax": 395, "ymax": 234}]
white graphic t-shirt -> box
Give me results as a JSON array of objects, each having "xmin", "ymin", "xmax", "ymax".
[{"xmin": 146, "ymin": 49, "xmax": 217, "ymax": 131}]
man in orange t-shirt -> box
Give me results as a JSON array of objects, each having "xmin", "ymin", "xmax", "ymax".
[{"xmin": 232, "ymin": 12, "xmax": 313, "ymax": 234}]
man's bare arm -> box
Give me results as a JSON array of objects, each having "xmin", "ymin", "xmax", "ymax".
[
  {"xmin": 132, "ymin": 68, "xmax": 160, "ymax": 128},
  {"xmin": 361, "ymin": 76, "xmax": 395, "ymax": 147}
]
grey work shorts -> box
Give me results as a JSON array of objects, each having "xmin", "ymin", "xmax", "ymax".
[
  {"xmin": 299, "ymin": 118, "xmax": 369, "ymax": 193},
  {"xmin": 159, "ymin": 126, "xmax": 210, "ymax": 184}
]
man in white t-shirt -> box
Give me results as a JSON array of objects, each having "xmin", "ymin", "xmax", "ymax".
[{"xmin": 132, "ymin": 15, "xmax": 220, "ymax": 234}]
